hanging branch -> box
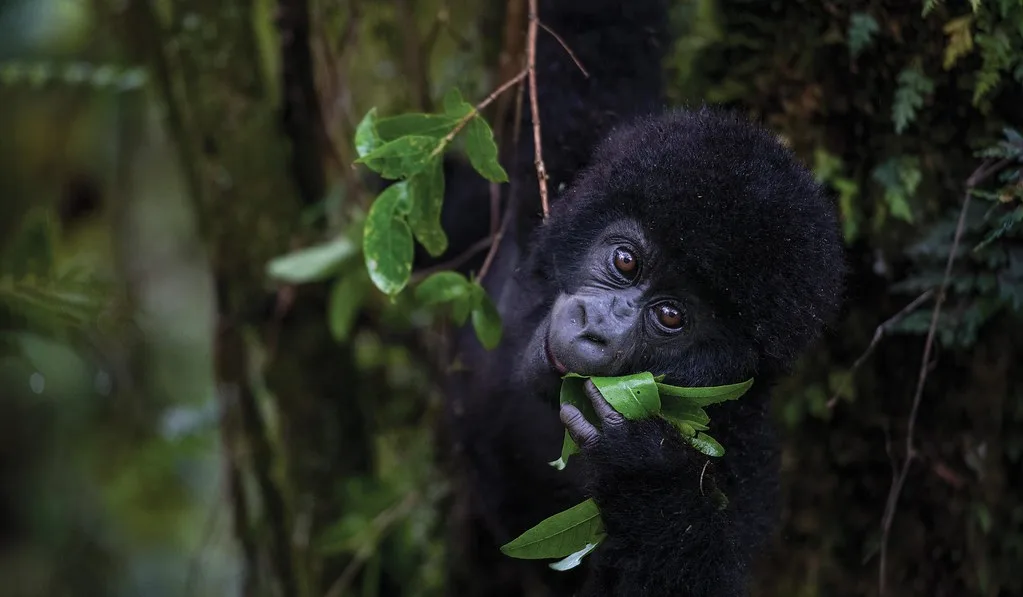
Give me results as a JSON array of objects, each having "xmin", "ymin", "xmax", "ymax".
[
  {"xmin": 877, "ymin": 157, "xmax": 1011, "ymax": 596},
  {"xmin": 429, "ymin": 68, "xmax": 528, "ymax": 160},
  {"xmin": 827, "ymin": 289, "xmax": 935, "ymax": 409},
  {"xmin": 527, "ymin": 0, "xmax": 550, "ymax": 218},
  {"xmin": 538, "ymin": 20, "xmax": 589, "ymax": 78}
]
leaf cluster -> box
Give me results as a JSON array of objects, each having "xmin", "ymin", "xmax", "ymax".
[
  {"xmin": 890, "ymin": 129, "xmax": 1023, "ymax": 347},
  {"xmin": 356, "ymin": 89, "xmax": 506, "ymax": 297},
  {"xmin": 503, "ymin": 373, "xmax": 753, "ymax": 570},
  {"xmin": 264, "ymin": 88, "xmax": 508, "ymax": 348}
]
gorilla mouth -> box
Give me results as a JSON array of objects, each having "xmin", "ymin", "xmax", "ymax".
[{"xmin": 544, "ymin": 334, "xmax": 569, "ymax": 375}]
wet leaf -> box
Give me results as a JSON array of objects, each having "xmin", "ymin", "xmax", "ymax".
[{"xmin": 363, "ymin": 183, "xmax": 414, "ymax": 295}]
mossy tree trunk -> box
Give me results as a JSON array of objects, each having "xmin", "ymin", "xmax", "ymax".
[{"xmin": 112, "ymin": 2, "xmax": 373, "ymax": 596}]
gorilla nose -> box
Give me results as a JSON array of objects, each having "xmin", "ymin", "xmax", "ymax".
[{"xmin": 548, "ymin": 295, "xmax": 628, "ymax": 376}]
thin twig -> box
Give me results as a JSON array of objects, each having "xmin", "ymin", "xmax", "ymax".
[
  {"xmin": 476, "ymin": 56, "xmax": 528, "ymax": 285},
  {"xmin": 429, "ymin": 68, "xmax": 528, "ymax": 160},
  {"xmin": 411, "ymin": 235, "xmax": 495, "ymax": 284},
  {"xmin": 512, "ymin": 57, "xmax": 527, "ymax": 146},
  {"xmin": 877, "ymin": 158, "xmax": 1009, "ymax": 597},
  {"xmin": 478, "ymin": 67, "xmax": 529, "ymax": 114},
  {"xmin": 527, "ymin": 0, "xmax": 550, "ymax": 218},
  {"xmin": 699, "ymin": 460, "xmax": 711, "ymax": 497},
  {"xmin": 478, "ymin": 202, "xmax": 513, "ymax": 282},
  {"xmin": 827, "ymin": 289, "xmax": 935, "ymax": 409},
  {"xmin": 323, "ymin": 492, "xmax": 420, "ymax": 597},
  {"xmin": 489, "ymin": 181, "xmax": 501, "ymax": 238},
  {"xmin": 538, "ymin": 21, "xmax": 589, "ymax": 77}
]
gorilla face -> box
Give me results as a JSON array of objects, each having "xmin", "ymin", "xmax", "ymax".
[{"xmin": 515, "ymin": 218, "xmax": 745, "ymax": 398}]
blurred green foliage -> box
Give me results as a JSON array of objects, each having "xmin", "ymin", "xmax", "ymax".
[{"xmin": 1, "ymin": 1, "xmax": 1021, "ymax": 597}]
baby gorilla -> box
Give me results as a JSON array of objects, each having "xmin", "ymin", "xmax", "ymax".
[{"xmin": 443, "ymin": 108, "xmax": 845, "ymax": 597}]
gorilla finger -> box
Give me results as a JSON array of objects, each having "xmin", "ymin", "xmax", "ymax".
[
  {"xmin": 584, "ymin": 380, "xmax": 625, "ymax": 426},
  {"xmin": 560, "ymin": 404, "xmax": 601, "ymax": 448}
]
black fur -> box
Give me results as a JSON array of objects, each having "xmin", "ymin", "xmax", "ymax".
[{"xmin": 435, "ymin": 1, "xmax": 845, "ymax": 596}]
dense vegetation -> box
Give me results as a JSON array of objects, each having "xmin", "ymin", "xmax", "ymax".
[{"xmin": 0, "ymin": 1, "xmax": 1020, "ymax": 596}]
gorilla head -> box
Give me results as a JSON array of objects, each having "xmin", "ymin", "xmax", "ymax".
[{"xmin": 513, "ymin": 108, "xmax": 845, "ymax": 398}]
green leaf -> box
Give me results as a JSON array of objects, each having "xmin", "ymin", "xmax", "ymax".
[
  {"xmin": 688, "ymin": 432, "xmax": 725, "ymax": 457},
  {"xmin": 443, "ymin": 88, "xmax": 473, "ymax": 117},
  {"xmin": 328, "ymin": 272, "xmax": 369, "ymax": 341},
  {"xmin": 471, "ymin": 284, "xmax": 503, "ymax": 349},
  {"xmin": 266, "ymin": 238, "xmax": 358, "ymax": 283},
  {"xmin": 892, "ymin": 66, "xmax": 934, "ymax": 134},
  {"xmin": 464, "ymin": 116, "xmax": 509, "ymax": 183},
  {"xmin": 847, "ymin": 12, "xmax": 879, "ymax": 58},
  {"xmin": 872, "ymin": 157, "xmax": 921, "ymax": 224},
  {"xmin": 942, "ymin": 16, "xmax": 974, "ymax": 70},
  {"xmin": 667, "ymin": 419, "xmax": 698, "ymax": 438},
  {"xmin": 363, "ymin": 183, "xmax": 414, "ymax": 295},
  {"xmin": 655, "ymin": 378, "xmax": 754, "ymax": 407},
  {"xmin": 549, "ymin": 376, "xmax": 597, "ymax": 470},
  {"xmin": 549, "ymin": 536, "xmax": 605, "ymax": 571},
  {"xmin": 975, "ymin": 208, "xmax": 1023, "ymax": 251},
  {"xmin": 356, "ymin": 135, "xmax": 440, "ymax": 180},
  {"xmin": 415, "ymin": 271, "xmax": 472, "ymax": 305},
  {"xmin": 500, "ymin": 498, "xmax": 605, "ymax": 559},
  {"xmin": 451, "ymin": 293, "xmax": 474, "ymax": 326},
  {"xmin": 886, "ymin": 190, "xmax": 914, "ymax": 222},
  {"xmin": 590, "ymin": 372, "xmax": 661, "ymax": 420},
  {"xmin": 659, "ymin": 399, "xmax": 711, "ymax": 428},
  {"xmin": 407, "ymin": 157, "xmax": 448, "ymax": 256},
  {"xmin": 549, "ymin": 431, "xmax": 577, "ymax": 471},
  {"xmin": 355, "ymin": 108, "xmax": 382, "ymax": 158},
  {"xmin": 375, "ymin": 113, "xmax": 462, "ymax": 141}
]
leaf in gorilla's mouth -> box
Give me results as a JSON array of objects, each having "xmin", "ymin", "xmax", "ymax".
[{"xmin": 503, "ymin": 372, "xmax": 754, "ymax": 571}]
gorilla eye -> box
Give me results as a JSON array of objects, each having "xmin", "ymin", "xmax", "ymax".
[
  {"xmin": 613, "ymin": 247, "xmax": 638, "ymax": 278},
  {"xmin": 654, "ymin": 303, "xmax": 685, "ymax": 330}
]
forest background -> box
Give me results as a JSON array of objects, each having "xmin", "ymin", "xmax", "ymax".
[{"xmin": 1, "ymin": 1, "xmax": 1022, "ymax": 596}]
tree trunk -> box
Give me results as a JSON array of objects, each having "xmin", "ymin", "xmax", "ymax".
[{"xmin": 113, "ymin": 2, "xmax": 374, "ymax": 596}]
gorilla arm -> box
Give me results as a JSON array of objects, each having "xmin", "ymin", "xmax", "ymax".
[{"xmin": 563, "ymin": 381, "xmax": 773, "ymax": 597}]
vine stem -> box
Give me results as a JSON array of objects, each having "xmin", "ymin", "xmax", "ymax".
[
  {"xmin": 877, "ymin": 157, "xmax": 1011, "ymax": 596},
  {"xmin": 827, "ymin": 289, "xmax": 935, "ymax": 409},
  {"xmin": 429, "ymin": 68, "xmax": 527, "ymax": 160},
  {"xmin": 527, "ymin": 0, "xmax": 550, "ymax": 218},
  {"xmin": 538, "ymin": 20, "xmax": 589, "ymax": 77}
]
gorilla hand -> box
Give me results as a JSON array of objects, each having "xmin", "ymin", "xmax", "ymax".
[
  {"xmin": 560, "ymin": 380, "xmax": 742, "ymax": 596},
  {"xmin": 560, "ymin": 380, "xmax": 721, "ymax": 526}
]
